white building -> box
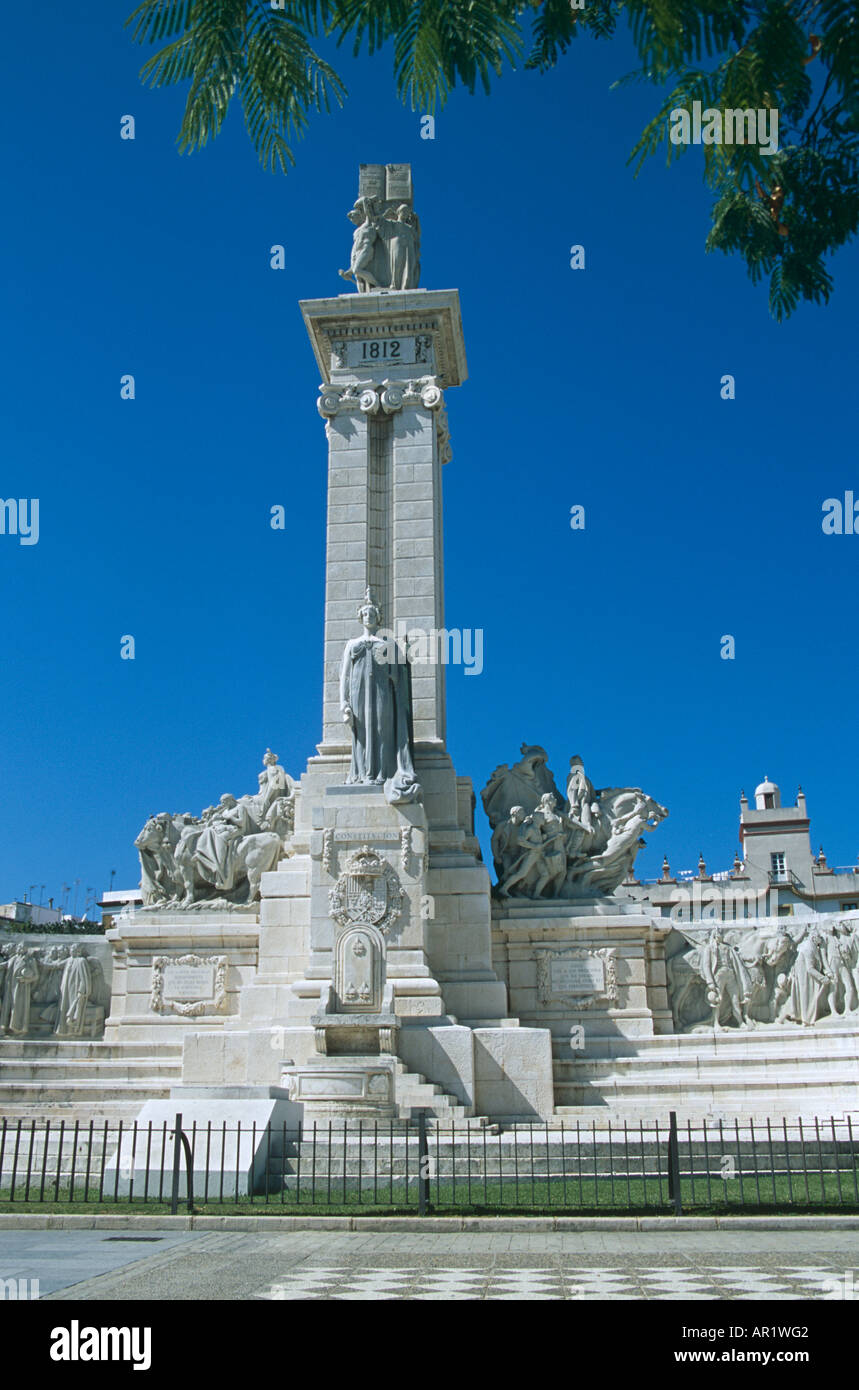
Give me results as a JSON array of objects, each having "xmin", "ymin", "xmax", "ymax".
[
  {"xmin": 618, "ymin": 776, "xmax": 859, "ymax": 919},
  {"xmin": 0, "ymin": 901, "xmax": 63, "ymax": 927}
]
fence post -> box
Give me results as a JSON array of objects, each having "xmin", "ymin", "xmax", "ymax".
[
  {"xmin": 667, "ymin": 1111, "xmax": 683, "ymax": 1216},
  {"xmin": 417, "ymin": 1110, "xmax": 429, "ymax": 1216},
  {"xmin": 170, "ymin": 1113, "xmax": 183, "ymax": 1215}
]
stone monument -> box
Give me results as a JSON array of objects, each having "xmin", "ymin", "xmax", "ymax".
[
  {"xmin": 482, "ymin": 744, "xmax": 675, "ymax": 1055},
  {"xmin": 39, "ymin": 164, "xmax": 854, "ymax": 1147},
  {"xmin": 103, "ymin": 165, "xmax": 555, "ymax": 1134}
]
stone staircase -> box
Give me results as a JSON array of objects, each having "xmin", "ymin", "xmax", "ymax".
[
  {"xmin": 394, "ymin": 1061, "xmax": 485, "ymax": 1126},
  {"xmin": 551, "ymin": 1026, "xmax": 859, "ymax": 1124},
  {"xmin": 0, "ymin": 1041, "xmax": 183, "ymax": 1122}
]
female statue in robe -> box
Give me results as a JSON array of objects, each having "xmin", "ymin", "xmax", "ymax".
[
  {"xmin": 384, "ymin": 205, "xmax": 420, "ymax": 289},
  {"xmin": 565, "ymin": 756, "xmax": 599, "ymax": 837},
  {"xmin": 340, "ymin": 591, "xmax": 422, "ymax": 804}
]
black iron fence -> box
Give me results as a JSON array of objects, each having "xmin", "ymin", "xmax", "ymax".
[{"xmin": 0, "ymin": 1111, "xmax": 857, "ymax": 1214}]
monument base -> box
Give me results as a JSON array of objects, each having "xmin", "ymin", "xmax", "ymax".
[
  {"xmin": 491, "ymin": 903, "xmax": 674, "ymax": 1041},
  {"xmin": 103, "ymin": 910, "xmax": 259, "ymax": 1045},
  {"xmin": 283, "ymin": 1056, "xmax": 399, "ymax": 1121},
  {"xmin": 102, "ymin": 1088, "xmax": 297, "ymax": 1198}
]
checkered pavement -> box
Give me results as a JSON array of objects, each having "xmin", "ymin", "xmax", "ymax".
[{"xmin": 256, "ymin": 1263, "xmax": 849, "ymax": 1301}]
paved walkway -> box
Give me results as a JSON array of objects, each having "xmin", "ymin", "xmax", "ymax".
[{"xmin": 0, "ymin": 1227, "xmax": 854, "ymax": 1300}]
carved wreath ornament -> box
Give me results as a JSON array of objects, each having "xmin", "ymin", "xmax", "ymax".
[
  {"xmin": 535, "ymin": 947, "xmax": 619, "ymax": 1010},
  {"xmin": 149, "ymin": 954, "xmax": 228, "ymax": 1017},
  {"xmin": 328, "ymin": 845, "xmax": 404, "ymax": 934}
]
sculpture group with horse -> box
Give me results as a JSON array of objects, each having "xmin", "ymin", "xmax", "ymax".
[{"xmin": 135, "ymin": 750, "xmax": 295, "ymax": 908}]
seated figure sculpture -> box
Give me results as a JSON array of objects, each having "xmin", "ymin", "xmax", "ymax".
[{"xmin": 134, "ymin": 751, "xmax": 295, "ymax": 908}]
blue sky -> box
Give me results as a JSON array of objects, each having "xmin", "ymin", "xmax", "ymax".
[{"xmin": 1, "ymin": 4, "xmax": 857, "ymax": 916}]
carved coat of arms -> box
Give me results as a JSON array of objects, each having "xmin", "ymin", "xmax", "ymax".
[{"xmin": 328, "ymin": 845, "xmax": 404, "ymax": 934}]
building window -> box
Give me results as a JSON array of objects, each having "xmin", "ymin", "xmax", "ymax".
[
  {"xmin": 771, "ymin": 852, "xmax": 786, "ymax": 880},
  {"xmin": 778, "ymin": 905, "xmax": 794, "ymax": 917},
  {"xmin": 841, "ymin": 902, "xmax": 858, "ymax": 911},
  {"xmin": 763, "ymin": 793, "xmax": 775, "ymax": 809}
]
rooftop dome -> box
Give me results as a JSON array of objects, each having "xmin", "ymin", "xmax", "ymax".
[{"xmin": 754, "ymin": 776, "xmax": 781, "ymax": 810}]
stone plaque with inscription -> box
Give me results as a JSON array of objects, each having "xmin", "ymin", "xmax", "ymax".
[
  {"xmin": 358, "ymin": 164, "xmax": 386, "ymax": 200},
  {"xmin": 150, "ymin": 954, "xmax": 228, "ymax": 1017},
  {"xmin": 535, "ymin": 948, "xmax": 618, "ymax": 1009},
  {"xmin": 550, "ymin": 956, "xmax": 605, "ymax": 996},
  {"xmin": 162, "ymin": 963, "xmax": 214, "ymax": 1001},
  {"xmin": 385, "ymin": 164, "xmax": 412, "ymax": 203}
]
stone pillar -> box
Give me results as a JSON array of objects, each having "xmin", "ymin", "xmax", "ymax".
[{"xmin": 301, "ymin": 289, "xmax": 466, "ymax": 756}]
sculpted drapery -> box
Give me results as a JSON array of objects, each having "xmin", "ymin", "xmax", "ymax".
[
  {"xmin": 483, "ymin": 746, "xmax": 667, "ymax": 899},
  {"xmin": 340, "ymin": 591, "xmax": 421, "ymax": 805}
]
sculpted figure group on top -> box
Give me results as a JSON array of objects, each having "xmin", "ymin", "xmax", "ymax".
[
  {"xmin": 135, "ymin": 750, "xmax": 295, "ymax": 908},
  {"xmin": 340, "ymin": 195, "xmax": 421, "ymax": 293},
  {"xmin": 482, "ymin": 745, "xmax": 668, "ymax": 899}
]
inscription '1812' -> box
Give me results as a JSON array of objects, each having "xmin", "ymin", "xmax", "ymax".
[
  {"xmin": 362, "ymin": 339, "xmax": 401, "ymax": 360},
  {"xmin": 339, "ymin": 337, "xmax": 421, "ymax": 369}
]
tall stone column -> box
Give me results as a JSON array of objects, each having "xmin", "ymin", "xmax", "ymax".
[{"xmin": 303, "ymin": 289, "xmax": 466, "ymax": 758}]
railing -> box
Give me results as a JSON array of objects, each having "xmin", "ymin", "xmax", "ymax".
[
  {"xmin": 0, "ymin": 1111, "xmax": 857, "ymax": 1214},
  {"xmin": 768, "ymin": 869, "xmax": 808, "ymax": 891}
]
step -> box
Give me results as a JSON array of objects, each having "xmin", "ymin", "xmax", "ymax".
[
  {"xmin": 550, "ymin": 1029, "xmax": 859, "ymax": 1060},
  {"xmin": 547, "ymin": 1045, "xmax": 856, "ymax": 1061},
  {"xmin": 393, "ymin": 1063, "xmax": 476, "ymax": 1122},
  {"xmin": 0, "ymin": 1060, "xmax": 183, "ymax": 1082},
  {"xmin": 0, "ymin": 1081, "xmax": 176, "ymax": 1105},
  {"xmin": 0, "ymin": 1042, "xmax": 183, "ymax": 1060}
]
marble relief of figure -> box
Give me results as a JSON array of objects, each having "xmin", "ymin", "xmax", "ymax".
[
  {"xmin": 699, "ymin": 927, "xmax": 753, "ymax": 1030},
  {"xmin": 787, "ymin": 930, "xmax": 831, "ymax": 1026},
  {"xmin": 822, "ymin": 924, "xmax": 855, "ymax": 1016},
  {"xmin": 54, "ymin": 944, "xmax": 92, "ymax": 1037},
  {"xmin": 839, "ymin": 922, "xmax": 856, "ymax": 1011},
  {"xmin": 741, "ymin": 928, "xmax": 795, "ymax": 1024},
  {"xmin": 0, "ymin": 944, "xmax": 10, "ymax": 1014},
  {"xmin": 340, "ymin": 590, "xmax": 421, "ymax": 805},
  {"xmin": 666, "ymin": 922, "xmax": 859, "ymax": 1034},
  {"xmin": 0, "ymin": 943, "xmax": 13, "ymax": 1028},
  {"xmin": 0, "ymin": 943, "xmax": 107, "ymax": 1040},
  {"xmin": 31, "ymin": 944, "xmax": 68, "ymax": 1010},
  {"xmin": 2, "ymin": 946, "xmax": 40, "ymax": 1035}
]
